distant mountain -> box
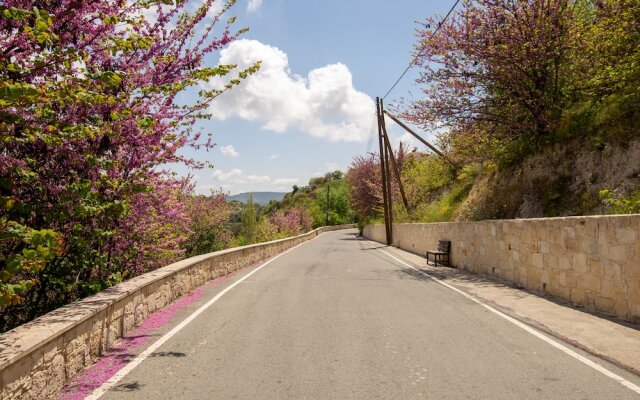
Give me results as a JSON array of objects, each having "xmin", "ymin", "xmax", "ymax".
[{"xmin": 226, "ymin": 192, "xmax": 286, "ymax": 205}]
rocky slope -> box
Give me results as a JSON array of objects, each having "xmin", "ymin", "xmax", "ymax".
[{"xmin": 456, "ymin": 136, "xmax": 640, "ymax": 220}]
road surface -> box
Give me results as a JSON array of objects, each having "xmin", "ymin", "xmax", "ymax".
[{"xmin": 96, "ymin": 229, "xmax": 640, "ymax": 399}]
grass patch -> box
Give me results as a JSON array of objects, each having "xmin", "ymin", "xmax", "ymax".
[{"xmin": 409, "ymin": 165, "xmax": 480, "ymax": 223}]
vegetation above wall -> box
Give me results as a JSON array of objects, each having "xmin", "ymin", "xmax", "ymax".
[
  {"xmin": 346, "ymin": 0, "xmax": 640, "ymax": 226},
  {"xmin": 0, "ymin": 0, "xmax": 258, "ymax": 331}
]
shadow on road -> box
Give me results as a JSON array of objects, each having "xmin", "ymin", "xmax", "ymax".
[
  {"xmin": 151, "ymin": 351, "xmax": 187, "ymax": 358},
  {"xmin": 356, "ymin": 237, "xmax": 640, "ymax": 334},
  {"xmin": 113, "ymin": 381, "xmax": 144, "ymax": 392},
  {"xmin": 337, "ymin": 232, "xmax": 357, "ymax": 241},
  {"xmin": 371, "ymin": 267, "xmax": 435, "ymax": 282}
]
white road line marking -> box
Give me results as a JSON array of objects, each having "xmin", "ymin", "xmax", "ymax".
[
  {"xmin": 358, "ymin": 236, "xmax": 640, "ymax": 395},
  {"xmin": 85, "ymin": 237, "xmax": 319, "ymax": 400}
]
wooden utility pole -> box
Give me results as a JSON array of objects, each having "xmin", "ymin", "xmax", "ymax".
[
  {"xmin": 376, "ymin": 97, "xmax": 392, "ymax": 245},
  {"xmin": 380, "ymin": 99, "xmax": 394, "ymax": 245},
  {"xmin": 380, "ymin": 110, "xmax": 409, "ymax": 212}
]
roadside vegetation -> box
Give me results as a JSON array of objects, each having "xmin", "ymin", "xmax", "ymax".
[
  {"xmin": 0, "ymin": 0, "xmax": 352, "ymax": 332},
  {"xmin": 346, "ymin": 0, "xmax": 640, "ymax": 226},
  {"xmin": 2, "ymin": 0, "xmax": 638, "ymax": 332},
  {"xmin": 0, "ymin": 0, "xmax": 353, "ymax": 329},
  {"xmin": 0, "ymin": 0, "xmax": 259, "ymax": 331}
]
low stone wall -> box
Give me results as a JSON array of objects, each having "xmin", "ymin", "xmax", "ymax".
[
  {"xmin": 0, "ymin": 225, "xmax": 354, "ymax": 400},
  {"xmin": 364, "ymin": 216, "xmax": 640, "ymax": 322}
]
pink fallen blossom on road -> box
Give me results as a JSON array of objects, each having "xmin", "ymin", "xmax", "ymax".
[{"xmin": 60, "ymin": 273, "xmax": 233, "ymax": 400}]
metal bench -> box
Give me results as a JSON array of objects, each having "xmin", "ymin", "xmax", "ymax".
[{"xmin": 426, "ymin": 240, "xmax": 451, "ymax": 267}]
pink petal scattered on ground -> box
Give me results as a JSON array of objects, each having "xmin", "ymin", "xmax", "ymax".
[{"xmin": 60, "ymin": 272, "xmax": 235, "ymax": 400}]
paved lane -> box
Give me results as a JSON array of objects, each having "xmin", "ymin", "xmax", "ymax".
[{"xmin": 100, "ymin": 229, "xmax": 640, "ymax": 399}]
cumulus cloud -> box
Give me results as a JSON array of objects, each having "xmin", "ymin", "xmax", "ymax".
[
  {"xmin": 194, "ymin": 184, "xmax": 216, "ymax": 194},
  {"xmin": 219, "ymin": 144, "xmax": 239, "ymax": 158},
  {"xmin": 246, "ymin": 0, "xmax": 262, "ymax": 13},
  {"xmin": 210, "ymin": 168, "xmax": 294, "ymax": 186},
  {"xmin": 212, "ymin": 168, "xmax": 243, "ymax": 182},
  {"xmin": 313, "ymin": 162, "xmax": 339, "ymax": 177},
  {"xmin": 274, "ymin": 178, "xmax": 298, "ymax": 185},
  {"xmin": 324, "ymin": 162, "xmax": 339, "ymax": 171},
  {"xmin": 191, "ymin": 0, "xmax": 225, "ymax": 19},
  {"xmin": 393, "ymin": 132, "xmax": 421, "ymax": 150},
  {"xmin": 206, "ymin": 39, "xmax": 375, "ymax": 142},
  {"xmin": 130, "ymin": 0, "xmax": 223, "ymax": 37},
  {"xmin": 247, "ymin": 174, "xmax": 271, "ymax": 183}
]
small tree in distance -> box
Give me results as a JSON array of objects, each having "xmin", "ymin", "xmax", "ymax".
[{"xmin": 241, "ymin": 194, "xmax": 257, "ymax": 244}]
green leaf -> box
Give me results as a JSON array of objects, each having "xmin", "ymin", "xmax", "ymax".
[
  {"xmin": 5, "ymin": 255, "xmax": 22, "ymax": 274},
  {"xmin": 98, "ymin": 71, "xmax": 122, "ymax": 88}
]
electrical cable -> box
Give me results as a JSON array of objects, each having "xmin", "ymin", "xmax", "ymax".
[
  {"xmin": 381, "ymin": 0, "xmax": 461, "ymax": 100},
  {"xmin": 365, "ymin": 113, "xmax": 377, "ymax": 155}
]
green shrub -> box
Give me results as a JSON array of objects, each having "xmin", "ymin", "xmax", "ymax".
[
  {"xmin": 410, "ymin": 165, "xmax": 478, "ymax": 223},
  {"xmin": 600, "ymin": 189, "xmax": 640, "ymax": 214},
  {"xmin": 402, "ymin": 156, "xmax": 455, "ymax": 207}
]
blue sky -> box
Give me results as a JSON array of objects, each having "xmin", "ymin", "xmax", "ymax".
[{"xmin": 184, "ymin": 0, "xmax": 452, "ymax": 195}]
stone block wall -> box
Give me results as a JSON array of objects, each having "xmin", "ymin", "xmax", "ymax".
[
  {"xmin": 363, "ymin": 216, "xmax": 640, "ymax": 322},
  {"xmin": 0, "ymin": 225, "xmax": 354, "ymax": 400}
]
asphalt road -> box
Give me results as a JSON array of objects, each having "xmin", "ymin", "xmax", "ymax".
[{"xmin": 99, "ymin": 229, "xmax": 640, "ymax": 399}]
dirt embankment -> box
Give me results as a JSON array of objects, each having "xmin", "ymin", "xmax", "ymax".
[{"xmin": 456, "ymin": 136, "xmax": 640, "ymax": 220}]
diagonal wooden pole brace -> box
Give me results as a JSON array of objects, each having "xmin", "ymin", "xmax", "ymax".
[
  {"xmin": 379, "ymin": 108, "xmax": 410, "ymax": 212},
  {"xmin": 383, "ymin": 110, "xmax": 454, "ymax": 166}
]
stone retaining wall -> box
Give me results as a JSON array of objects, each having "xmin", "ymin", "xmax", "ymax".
[
  {"xmin": 363, "ymin": 216, "xmax": 640, "ymax": 322},
  {"xmin": 0, "ymin": 225, "xmax": 354, "ymax": 400}
]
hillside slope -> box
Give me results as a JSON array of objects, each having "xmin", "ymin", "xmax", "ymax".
[{"xmin": 456, "ymin": 136, "xmax": 640, "ymax": 221}]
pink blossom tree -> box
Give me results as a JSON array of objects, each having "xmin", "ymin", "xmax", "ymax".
[
  {"xmin": 345, "ymin": 143, "xmax": 407, "ymax": 218},
  {"xmin": 0, "ymin": 0, "xmax": 256, "ymax": 328},
  {"xmin": 403, "ymin": 0, "xmax": 578, "ymax": 158}
]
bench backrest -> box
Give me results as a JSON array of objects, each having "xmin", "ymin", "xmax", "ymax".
[{"xmin": 438, "ymin": 240, "xmax": 451, "ymax": 253}]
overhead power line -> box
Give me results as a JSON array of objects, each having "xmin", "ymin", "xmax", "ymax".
[
  {"xmin": 381, "ymin": 0, "xmax": 461, "ymax": 100},
  {"xmin": 365, "ymin": 113, "xmax": 377, "ymax": 154}
]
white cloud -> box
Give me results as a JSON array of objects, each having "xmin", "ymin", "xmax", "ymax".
[
  {"xmin": 206, "ymin": 39, "xmax": 375, "ymax": 142},
  {"xmin": 191, "ymin": 0, "xmax": 225, "ymax": 19},
  {"xmin": 270, "ymin": 153, "xmax": 279, "ymax": 160},
  {"xmin": 212, "ymin": 168, "xmax": 243, "ymax": 182},
  {"xmin": 204, "ymin": 169, "xmax": 301, "ymax": 194},
  {"xmin": 247, "ymin": 174, "xmax": 271, "ymax": 183},
  {"xmin": 313, "ymin": 162, "xmax": 339, "ymax": 176},
  {"xmin": 127, "ymin": 0, "xmax": 222, "ymax": 37},
  {"xmin": 220, "ymin": 144, "xmax": 239, "ymax": 158},
  {"xmin": 194, "ymin": 184, "xmax": 215, "ymax": 194},
  {"xmin": 274, "ymin": 178, "xmax": 299, "ymax": 185},
  {"xmin": 246, "ymin": 0, "xmax": 262, "ymax": 13},
  {"xmin": 393, "ymin": 132, "xmax": 422, "ymax": 151},
  {"xmin": 324, "ymin": 162, "xmax": 339, "ymax": 171},
  {"xmin": 207, "ymin": 1, "xmax": 225, "ymax": 17}
]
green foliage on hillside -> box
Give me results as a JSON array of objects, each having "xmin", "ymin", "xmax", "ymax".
[
  {"xmin": 403, "ymin": 0, "xmax": 640, "ymax": 166},
  {"xmin": 240, "ymin": 195, "xmax": 258, "ymax": 244},
  {"xmin": 264, "ymin": 171, "xmax": 355, "ymax": 229},
  {"xmin": 600, "ymin": 189, "xmax": 640, "ymax": 214},
  {"xmin": 401, "ymin": 156, "xmax": 454, "ymax": 209},
  {"xmin": 182, "ymin": 192, "xmax": 235, "ymax": 257},
  {"xmin": 349, "ymin": 0, "xmax": 640, "ymax": 225}
]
